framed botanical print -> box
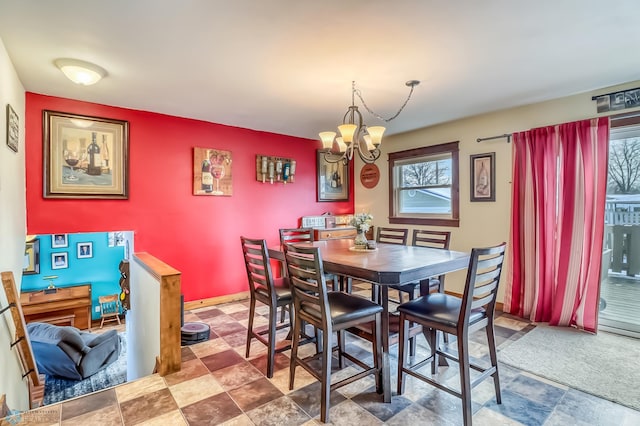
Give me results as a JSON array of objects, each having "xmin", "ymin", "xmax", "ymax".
[{"xmin": 317, "ymin": 150, "xmax": 349, "ymax": 202}]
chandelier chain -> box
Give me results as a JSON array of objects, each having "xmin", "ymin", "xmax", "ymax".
[{"xmin": 354, "ymin": 83, "xmax": 418, "ymax": 123}]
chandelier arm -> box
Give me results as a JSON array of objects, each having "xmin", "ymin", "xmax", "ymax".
[
  {"xmin": 354, "ymin": 82, "xmax": 418, "ymax": 123},
  {"xmin": 323, "ymin": 150, "xmax": 346, "ymax": 164}
]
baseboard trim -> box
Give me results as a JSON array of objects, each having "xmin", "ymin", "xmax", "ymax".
[{"xmin": 183, "ymin": 291, "xmax": 250, "ymax": 310}]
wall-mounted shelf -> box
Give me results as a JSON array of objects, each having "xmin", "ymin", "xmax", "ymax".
[{"xmin": 255, "ymin": 155, "xmax": 296, "ymax": 184}]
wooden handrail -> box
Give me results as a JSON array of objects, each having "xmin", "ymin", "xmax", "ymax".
[{"xmin": 1, "ymin": 272, "xmax": 40, "ymax": 387}]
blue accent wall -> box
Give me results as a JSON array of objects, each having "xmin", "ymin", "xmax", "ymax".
[{"xmin": 22, "ymin": 232, "xmax": 125, "ymax": 320}]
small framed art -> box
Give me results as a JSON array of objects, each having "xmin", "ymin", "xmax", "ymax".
[
  {"xmin": 52, "ymin": 234, "xmax": 68, "ymax": 248},
  {"xmin": 6, "ymin": 104, "xmax": 19, "ymax": 153},
  {"xmin": 77, "ymin": 242, "xmax": 93, "ymax": 259},
  {"xmin": 470, "ymin": 152, "xmax": 495, "ymax": 202},
  {"xmin": 51, "ymin": 252, "xmax": 68, "ymax": 270}
]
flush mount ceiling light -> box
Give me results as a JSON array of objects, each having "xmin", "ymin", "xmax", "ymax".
[
  {"xmin": 54, "ymin": 58, "xmax": 107, "ymax": 85},
  {"xmin": 320, "ymin": 80, "xmax": 420, "ymax": 165}
]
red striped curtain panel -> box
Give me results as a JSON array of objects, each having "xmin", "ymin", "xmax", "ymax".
[{"xmin": 505, "ymin": 117, "xmax": 610, "ymax": 332}]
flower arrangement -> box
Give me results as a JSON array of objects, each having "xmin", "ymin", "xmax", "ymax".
[{"xmin": 350, "ymin": 213, "xmax": 373, "ymax": 233}]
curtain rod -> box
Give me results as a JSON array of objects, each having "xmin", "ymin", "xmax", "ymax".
[{"xmin": 476, "ymin": 133, "xmax": 511, "ymax": 143}]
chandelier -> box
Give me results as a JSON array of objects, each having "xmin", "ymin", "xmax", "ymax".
[{"xmin": 320, "ymin": 80, "xmax": 420, "ymax": 164}]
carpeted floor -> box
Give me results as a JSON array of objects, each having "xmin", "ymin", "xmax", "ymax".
[
  {"xmin": 43, "ymin": 332, "xmax": 127, "ymax": 405},
  {"xmin": 498, "ymin": 325, "xmax": 640, "ymax": 411}
]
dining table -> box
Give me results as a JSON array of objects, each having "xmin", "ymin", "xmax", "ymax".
[{"xmin": 269, "ymin": 237, "xmax": 470, "ymax": 402}]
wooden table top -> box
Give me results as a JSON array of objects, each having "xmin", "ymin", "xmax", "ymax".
[{"xmin": 270, "ymin": 238, "xmax": 470, "ymax": 285}]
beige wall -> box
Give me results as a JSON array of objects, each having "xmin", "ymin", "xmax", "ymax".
[
  {"xmin": 0, "ymin": 38, "xmax": 29, "ymax": 410},
  {"xmin": 356, "ymin": 80, "xmax": 640, "ymax": 300}
]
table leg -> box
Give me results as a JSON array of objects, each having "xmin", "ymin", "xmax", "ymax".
[
  {"xmin": 380, "ymin": 285, "xmax": 391, "ymax": 403},
  {"xmin": 418, "ymin": 279, "xmax": 449, "ymax": 366}
]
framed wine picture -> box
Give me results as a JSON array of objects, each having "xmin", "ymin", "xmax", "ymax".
[
  {"xmin": 43, "ymin": 110, "xmax": 129, "ymax": 199},
  {"xmin": 193, "ymin": 147, "xmax": 233, "ymax": 196},
  {"xmin": 470, "ymin": 152, "xmax": 495, "ymax": 202},
  {"xmin": 317, "ymin": 149, "xmax": 349, "ymax": 202}
]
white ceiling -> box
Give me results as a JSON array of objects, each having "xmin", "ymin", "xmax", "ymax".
[{"xmin": 1, "ymin": 1, "xmax": 639, "ymax": 140}]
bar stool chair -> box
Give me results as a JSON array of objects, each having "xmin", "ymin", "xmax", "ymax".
[
  {"xmin": 396, "ymin": 242, "xmax": 506, "ymax": 426},
  {"xmin": 285, "ymin": 244, "xmax": 383, "ymax": 424},
  {"xmin": 279, "ymin": 227, "xmax": 342, "ymax": 292},
  {"xmin": 392, "ymin": 230, "xmax": 451, "ymax": 303},
  {"xmin": 240, "ymin": 236, "xmax": 292, "ymax": 378}
]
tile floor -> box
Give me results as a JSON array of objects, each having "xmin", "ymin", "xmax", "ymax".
[{"xmin": 10, "ymin": 283, "xmax": 640, "ymax": 425}]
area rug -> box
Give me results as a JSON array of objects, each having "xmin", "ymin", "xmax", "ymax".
[
  {"xmin": 498, "ymin": 325, "xmax": 640, "ymax": 411},
  {"xmin": 43, "ymin": 332, "xmax": 127, "ymax": 405}
]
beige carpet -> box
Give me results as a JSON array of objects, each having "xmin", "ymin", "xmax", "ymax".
[{"xmin": 498, "ymin": 325, "xmax": 640, "ymax": 411}]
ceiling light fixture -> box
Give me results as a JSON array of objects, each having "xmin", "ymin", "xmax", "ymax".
[
  {"xmin": 54, "ymin": 58, "xmax": 107, "ymax": 86},
  {"xmin": 320, "ymin": 80, "xmax": 420, "ymax": 165}
]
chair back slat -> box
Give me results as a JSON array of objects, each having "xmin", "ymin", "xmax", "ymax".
[
  {"xmin": 279, "ymin": 228, "xmax": 315, "ymax": 246},
  {"xmin": 459, "ymin": 243, "xmax": 506, "ymax": 325},
  {"xmin": 284, "ymin": 244, "xmax": 331, "ymax": 328},
  {"xmin": 240, "ymin": 236, "xmax": 276, "ymax": 303},
  {"xmin": 376, "ymin": 227, "xmax": 409, "ymax": 245},
  {"xmin": 412, "ymin": 230, "xmax": 451, "ymax": 250}
]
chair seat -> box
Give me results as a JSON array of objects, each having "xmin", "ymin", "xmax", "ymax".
[
  {"xmin": 255, "ymin": 277, "xmax": 292, "ymax": 301},
  {"xmin": 301, "ymin": 291, "xmax": 382, "ymax": 327},
  {"xmin": 397, "ymin": 293, "xmax": 486, "ymax": 328}
]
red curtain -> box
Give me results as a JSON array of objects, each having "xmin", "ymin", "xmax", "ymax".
[{"xmin": 505, "ymin": 117, "xmax": 609, "ymax": 332}]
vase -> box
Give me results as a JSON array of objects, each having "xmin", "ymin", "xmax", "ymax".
[{"xmin": 354, "ymin": 230, "xmax": 368, "ymax": 249}]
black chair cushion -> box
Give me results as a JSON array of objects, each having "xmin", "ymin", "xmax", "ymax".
[
  {"xmin": 302, "ymin": 292, "xmax": 382, "ymax": 326},
  {"xmin": 397, "ymin": 293, "xmax": 486, "ymax": 328},
  {"xmin": 255, "ymin": 277, "xmax": 292, "ymax": 301}
]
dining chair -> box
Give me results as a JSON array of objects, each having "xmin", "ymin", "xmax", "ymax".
[
  {"xmin": 375, "ymin": 227, "xmax": 409, "ymax": 245},
  {"xmin": 396, "ymin": 242, "xmax": 506, "ymax": 426},
  {"xmin": 98, "ymin": 294, "xmax": 122, "ymax": 328},
  {"xmin": 392, "ymin": 230, "xmax": 452, "ymax": 303},
  {"xmin": 279, "ymin": 227, "xmax": 343, "ymax": 292},
  {"xmin": 240, "ymin": 236, "xmax": 292, "ymax": 378},
  {"xmin": 285, "ymin": 243, "xmax": 383, "ymax": 424}
]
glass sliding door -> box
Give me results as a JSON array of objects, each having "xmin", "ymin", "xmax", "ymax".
[{"xmin": 599, "ymin": 121, "xmax": 640, "ymax": 337}]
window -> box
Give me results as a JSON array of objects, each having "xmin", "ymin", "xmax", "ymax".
[{"xmin": 388, "ymin": 141, "xmax": 459, "ymax": 227}]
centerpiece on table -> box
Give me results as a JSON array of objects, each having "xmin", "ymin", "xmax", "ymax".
[{"xmin": 350, "ymin": 212, "xmax": 373, "ymax": 249}]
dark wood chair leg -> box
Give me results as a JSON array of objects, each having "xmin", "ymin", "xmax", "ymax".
[
  {"xmin": 486, "ymin": 320, "xmax": 502, "ymax": 404},
  {"xmin": 320, "ymin": 327, "xmax": 332, "ymax": 423},
  {"xmin": 457, "ymin": 333, "xmax": 472, "ymax": 426},
  {"xmin": 397, "ymin": 312, "xmax": 408, "ymax": 395},
  {"xmin": 246, "ymin": 297, "xmax": 256, "ymax": 358},
  {"xmin": 289, "ymin": 312, "xmax": 300, "ymax": 391},
  {"xmin": 266, "ymin": 303, "xmax": 277, "ymax": 378}
]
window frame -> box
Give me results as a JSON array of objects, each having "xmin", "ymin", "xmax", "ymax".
[{"xmin": 388, "ymin": 141, "xmax": 460, "ymax": 227}]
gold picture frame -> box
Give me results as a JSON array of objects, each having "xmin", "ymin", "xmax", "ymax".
[
  {"xmin": 23, "ymin": 239, "xmax": 40, "ymax": 275},
  {"xmin": 43, "ymin": 110, "xmax": 129, "ymax": 199}
]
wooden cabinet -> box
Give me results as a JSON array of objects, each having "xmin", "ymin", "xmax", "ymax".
[
  {"xmin": 315, "ymin": 227, "xmax": 357, "ymax": 240},
  {"xmin": 20, "ymin": 284, "xmax": 92, "ymax": 330}
]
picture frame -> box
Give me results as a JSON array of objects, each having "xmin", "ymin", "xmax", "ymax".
[
  {"xmin": 77, "ymin": 242, "xmax": 93, "ymax": 259},
  {"xmin": 192, "ymin": 147, "xmax": 233, "ymax": 196},
  {"xmin": 317, "ymin": 150, "xmax": 349, "ymax": 202},
  {"xmin": 51, "ymin": 233, "xmax": 68, "ymax": 248},
  {"xmin": 470, "ymin": 152, "xmax": 495, "ymax": 202},
  {"xmin": 43, "ymin": 110, "xmax": 129, "ymax": 199},
  {"xmin": 6, "ymin": 104, "xmax": 19, "ymax": 153},
  {"xmin": 51, "ymin": 252, "xmax": 68, "ymax": 270},
  {"xmin": 23, "ymin": 239, "xmax": 40, "ymax": 275}
]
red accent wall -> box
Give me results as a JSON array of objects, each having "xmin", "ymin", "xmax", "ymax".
[{"xmin": 25, "ymin": 93, "xmax": 354, "ymax": 301}]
